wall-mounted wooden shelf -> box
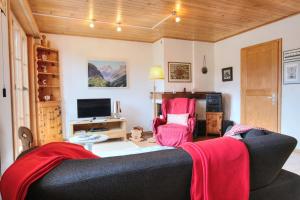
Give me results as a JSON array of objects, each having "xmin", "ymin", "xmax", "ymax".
[
  {"xmin": 38, "ymin": 100, "xmax": 61, "ymax": 104},
  {"xmin": 29, "ymin": 43, "xmax": 63, "ymax": 146},
  {"xmin": 38, "ymin": 85, "xmax": 60, "ymax": 88},
  {"xmin": 38, "ymin": 72, "xmax": 59, "ymax": 76},
  {"xmin": 36, "ymin": 45, "xmax": 59, "ymax": 52},
  {"xmin": 37, "ymin": 59, "xmax": 58, "ymax": 64}
]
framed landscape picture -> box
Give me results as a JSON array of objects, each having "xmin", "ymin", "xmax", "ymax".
[
  {"xmin": 168, "ymin": 62, "xmax": 192, "ymax": 82},
  {"xmin": 222, "ymin": 67, "xmax": 233, "ymax": 82},
  {"xmin": 88, "ymin": 60, "xmax": 127, "ymax": 87}
]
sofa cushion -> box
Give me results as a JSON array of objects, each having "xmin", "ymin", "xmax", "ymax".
[
  {"xmin": 26, "ymin": 149, "xmax": 193, "ymax": 200},
  {"xmin": 243, "ymin": 129, "xmax": 266, "ymax": 138},
  {"xmin": 243, "ymin": 132, "xmax": 297, "ymax": 190},
  {"xmin": 250, "ymin": 170, "xmax": 300, "ymax": 200}
]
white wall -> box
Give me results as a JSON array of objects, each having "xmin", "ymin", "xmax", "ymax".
[
  {"xmin": 46, "ymin": 34, "xmax": 154, "ymax": 137},
  {"xmin": 153, "ymin": 38, "xmax": 215, "ymax": 119},
  {"xmin": 162, "ymin": 38, "xmax": 214, "ymax": 92},
  {"xmin": 152, "ymin": 39, "xmax": 165, "ymax": 92},
  {"xmin": 163, "ymin": 39, "xmax": 194, "ymax": 92},
  {"xmin": 193, "ymin": 41, "xmax": 215, "ymax": 92},
  {"xmin": 0, "ymin": 12, "xmax": 14, "ymax": 174},
  {"xmin": 214, "ymin": 14, "xmax": 300, "ymax": 148}
]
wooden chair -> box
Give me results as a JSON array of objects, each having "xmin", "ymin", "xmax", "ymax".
[{"xmin": 18, "ymin": 127, "xmax": 34, "ymax": 151}]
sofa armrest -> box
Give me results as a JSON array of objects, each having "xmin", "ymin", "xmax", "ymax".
[
  {"xmin": 152, "ymin": 117, "xmax": 166, "ymax": 135},
  {"xmin": 243, "ymin": 132, "xmax": 297, "ymax": 190},
  {"xmin": 188, "ymin": 117, "xmax": 196, "ymax": 133}
]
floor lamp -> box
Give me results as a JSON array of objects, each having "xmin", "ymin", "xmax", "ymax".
[{"xmin": 148, "ymin": 66, "xmax": 164, "ymax": 143}]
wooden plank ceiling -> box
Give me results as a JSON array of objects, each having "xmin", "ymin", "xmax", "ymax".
[{"xmin": 28, "ymin": 0, "xmax": 300, "ymax": 43}]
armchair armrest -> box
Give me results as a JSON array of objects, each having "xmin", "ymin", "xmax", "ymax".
[
  {"xmin": 152, "ymin": 117, "xmax": 166, "ymax": 135},
  {"xmin": 187, "ymin": 117, "xmax": 196, "ymax": 134}
]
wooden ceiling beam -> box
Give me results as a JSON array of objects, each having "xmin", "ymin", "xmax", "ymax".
[{"xmin": 10, "ymin": 0, "xmax": 40, "ymax": 38}]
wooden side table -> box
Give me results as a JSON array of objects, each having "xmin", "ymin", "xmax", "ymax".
[{"xmin": 206, "ymin": 112, "xmax": 223, "ymax": 137}]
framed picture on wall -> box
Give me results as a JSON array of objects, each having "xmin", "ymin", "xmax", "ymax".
[
  {"xmin": 168, "ymin": 62, "xmax": 192, "ymax": 82},
  {"xmin": 88, "ymin": 60, "xmax": 127, "ymax": 87},
  {"xmin": 283, "ymin": 61, "xmax": 300, "ymax": 84},
  {"xmin": 283, "ymin": 48, "xmax": 300, "ymax": 84},
  {"xmin": 222, "ymin": 67, "xmax": 233, "ymax": 82}
]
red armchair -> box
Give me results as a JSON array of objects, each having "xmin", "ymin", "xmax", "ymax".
[{"xmin": 153, "ymin": 98, "xmax": 196, "ymax": 147}]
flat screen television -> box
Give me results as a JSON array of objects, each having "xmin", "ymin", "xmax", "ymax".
[{"xmin": 77, "ymin": 98, "xmax": 111, "ymax": 118}]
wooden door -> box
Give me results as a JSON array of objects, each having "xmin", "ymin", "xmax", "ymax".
[{"xmin": 241, "ymin": 39, "xmax": 281, "ymax": 132}]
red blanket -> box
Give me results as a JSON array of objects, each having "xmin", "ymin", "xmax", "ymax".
[
  {"xmin": 181, "ymin": 137, "xmax": 249, "ymax": 200},
  {"xmin": 0, "ymin": 142, "xmax": 99, "ymax": 200}
]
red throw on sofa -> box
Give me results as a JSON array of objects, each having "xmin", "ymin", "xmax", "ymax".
[
  {"xmin": 153, "ymin": 98, "xmax": 196, "ymax": 147},
  {"xmin": 0, "ymin": 142, "xmax": 99, "ymax": 200},
  {"xmin": 181, "ymin": 137, "xmax": 250, "ymax": 200}
]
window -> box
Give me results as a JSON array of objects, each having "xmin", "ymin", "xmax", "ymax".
[{"xmin": 11, "ymin": 15, "xmax": 30, "ymax": 156}]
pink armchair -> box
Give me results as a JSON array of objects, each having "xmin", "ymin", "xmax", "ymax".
[{"xmin": 153, "ymin": 98, "xmax": 196, "ymax": 147}]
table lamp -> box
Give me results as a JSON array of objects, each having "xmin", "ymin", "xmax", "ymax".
[{"xmin": 148, "ymin": 65, "xmax": 164, "ymax": 142}]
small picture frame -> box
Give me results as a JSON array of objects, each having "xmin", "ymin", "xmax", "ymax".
[
  {"xmin": 222, "ymin": 67, "xmax": 233, "ymax": 82},
  {"xmin": 283, "ymin": 61, "xmax": 300, "ymax": 84},
  {"xmin": 168, "ymin": 62, "xmax": 192, "ymax": 82}
]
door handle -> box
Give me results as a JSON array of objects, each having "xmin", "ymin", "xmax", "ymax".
[{"xmin": 267, "ymin": 93, "xmax": 276, "ymax": 105}]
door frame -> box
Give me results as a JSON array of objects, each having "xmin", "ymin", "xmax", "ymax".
[{"xmin": 240, "ymin": 39, "xmax": 282, "ymax": 132}]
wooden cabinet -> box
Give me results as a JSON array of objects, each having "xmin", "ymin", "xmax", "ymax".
[
  {"xmin": 70, "ymin": 119, "xmax": 127, "ymax": 141},
  {"xmin": 206, "ymin": 112, "xmax": 223, "ymax": 137},
  {"xmin": 28, "ymin": 36, "xmax": 63, "ymax": 146},
  {"xmin": 38, "ymin": 102, "xmax": 63, "ymax": 145}
]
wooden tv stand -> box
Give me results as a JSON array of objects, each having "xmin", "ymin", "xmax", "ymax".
[{"xmin": 70, "ymin": 118, "xmax": 127, "ymax": 141}]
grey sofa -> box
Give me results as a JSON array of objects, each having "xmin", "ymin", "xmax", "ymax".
[{"xmin": 25, "ymin": 131, "xmax": 300, "ymax": 200}]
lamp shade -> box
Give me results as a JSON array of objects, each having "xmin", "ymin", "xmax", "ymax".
[{"xmin": 149, "ymin": 65, "xmax": 164, "ymax": 80}]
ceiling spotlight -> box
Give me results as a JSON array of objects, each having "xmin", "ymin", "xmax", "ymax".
[
  {"xmin": 172, "ymin": 11, "xmax": 181, "ymax": 23},
  {"xmin": 89, "ymin": 20, "xmax": 95, "ymax": 28},
  {"xmin": 116, "ymin": 23, "xmax": 122, "ymax": 32}
]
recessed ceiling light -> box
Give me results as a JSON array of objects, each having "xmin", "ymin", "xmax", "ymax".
[
  {"xmin": 116, "ymin": 23, "xmax": 122, "ymax": 32},
  {"xmin": 172, "ymin": 11, "xmax": 181, "ymax": 23},
  {"xmin": 89, "ymin": 20, "xmax": 95, "ymax": 28}
]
